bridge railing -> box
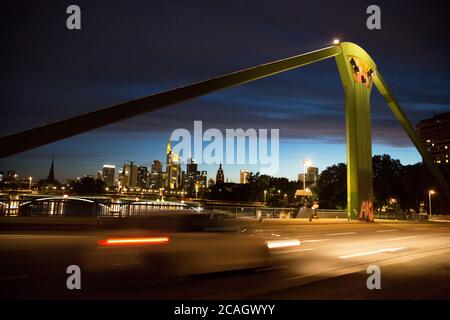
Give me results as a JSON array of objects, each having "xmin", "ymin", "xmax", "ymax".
[
  {"xmin": 373, "ymin": 211, "xmax": 429, "ymax": 221},
  {"xmin": 2, "ymin": 196, "xmax": 445, "ymax": 222}
]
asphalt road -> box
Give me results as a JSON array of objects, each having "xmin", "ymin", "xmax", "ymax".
[{"xmin": 1, "ymin": 221, "xmax": 450, "ymax": 299}]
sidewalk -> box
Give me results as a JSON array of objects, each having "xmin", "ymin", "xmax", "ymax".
[{"xmin": 241, "ymin": 217, "xmax": 435, "ymax": 226}]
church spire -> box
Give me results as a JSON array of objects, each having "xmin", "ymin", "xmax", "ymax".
[
  {"xmin": 47, "ymin": 158, "xmax": 55, "ymax": 181},
  {"xmin": 216, "ymin": 163, "xmax": 224, "ymax": 184}
]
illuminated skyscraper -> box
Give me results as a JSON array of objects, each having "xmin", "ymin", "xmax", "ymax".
[
  {"xmin": 102, "ymin": 164, "xmax": 115, "ymax": 187},
  {"xmin": 149, "ymin": 160, "xmax": 163, "ymax": 188},
  {"xmin": 166, "ymin": 141, "xmax": 180, "ymax": 189},
  {"xmin": 185, "ymin": 158, "xmax": 198, "ymax": 196},
  {"xmin": 199, "ymin": 170, "xmax": 208, "ymax": 189},
  {"xmin": 137, "ymin": 166, "xmax": 148, "ymax": 188},
  {"xmin": 417, "ymin": 112, "xmax": 450, "ymax": 173}
]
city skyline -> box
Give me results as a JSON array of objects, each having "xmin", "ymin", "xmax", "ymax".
[
  {"xmin": 0, "ymin": 1, "xmax": 447, "ymax": 183},
  {"xmin": 0, "ymin": 139, "xmax": 422, "ymax": 184}
]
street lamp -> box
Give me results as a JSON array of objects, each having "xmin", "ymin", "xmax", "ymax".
[
  {"xmin": 264, "ymin": 190, "xmax": 267, "ymax": 203},
  {"xmin": 28, "ymin": 177, "xmax": 32, "ymax": 190},
  {"xmin": 428, "ymin": 190, "xmax": 436, "ymax": 218},
  {"xmin": 303, "ymin": 159, "xmax": 311, "ymax": 190}
]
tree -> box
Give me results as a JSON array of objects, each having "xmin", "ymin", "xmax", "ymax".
[
  {"xmin": 70, "ymin": 176, "xmax": 106, "ymax": 194},
  {"xmin": 317, "ymin": 163, "xmax": 347, "ymax": 209},
  {"xmin": 372, "ymin": 154, "xmax": 403, "ymax": 209}
]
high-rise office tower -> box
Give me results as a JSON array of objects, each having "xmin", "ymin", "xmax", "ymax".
[
  {"xmin": 120, "ymin": 162, "xmax": 138, "ymax": 188},
  {"xmin": 102, "ymin": 164, "xmax": 116, "ymax": 187},
  {"xmin": 306, "ymin": 167, "xmax": 319, "ymax": 183},
  {"xmin": 149, "ymin": 160, "xmax": 163, "ymax": 188},
  {"xmin": 185, "ymin": 158, "xmax": 198, "ymax": 196},
  {"xmin": 199, "ymin": 170, "xmax": 208, "ymax": 189},
  {"xmin": 417, "ymin": 112, "xmax": 450, "ymax": 174},
  {"xmin": 166, "ymin": 141, "xmax": 180, "ymax": 189},
  {"xmin": 137, "ymin": 166, "xmax": 148, "ymax": 188}
]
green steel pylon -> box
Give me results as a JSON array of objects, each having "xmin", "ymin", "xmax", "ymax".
[{"xmin": 335, "ymin": 43, "xmax": 377, "ymax": 219}]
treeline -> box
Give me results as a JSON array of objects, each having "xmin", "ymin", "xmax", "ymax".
[
  {"xmin": 316, "ymin": 155, "xmax": 450, "ymax": 213},
  {"xmin": 208, "ymin": 155, "xmax": 450, "ymax": 213}
]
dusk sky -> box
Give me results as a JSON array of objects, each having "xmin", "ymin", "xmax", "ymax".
[{"xmin": 1, "ymin": 0, "xmax": 450, "ymax": 182}]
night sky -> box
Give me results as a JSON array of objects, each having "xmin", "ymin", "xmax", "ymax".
[{"xmin": 1, "ymin": 0, "xmax": 450, "ymax": 182}]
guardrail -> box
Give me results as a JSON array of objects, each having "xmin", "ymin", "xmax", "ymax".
[
  {"xmin": 2, "ymin": 197, "xmax": 446, "ymax": 222},
  {"xmin": 374, "ymin": 212, "xmax": 429, "ymax": 221}
]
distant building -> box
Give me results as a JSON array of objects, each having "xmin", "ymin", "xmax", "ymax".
[
  {"xmin": 298, "ymin": 167, "xmax": 319, "ymax": 185},
  {"xmin": 36, "ymin": 159, "xmax": 61, "ymax": 190},
  {"xmin": 240, "ymin": 169, "xmax": 250, "ymax": 184},
  {"xmin": 306, "ymin": 167, "xmax": 319, "ymax": 183},
  {"xmin": 417, "ymin": 112, "xmax": 450, "ymax": 173},
  {"xmin": 185, "ymin": 158, "xmax": 198, "ymax": 196},
  {"xmin": 216, "ymin": 164, "xmax": 225, "ymax": 184},
  {"xmin": 149, "ymin": 160, "xmax": 163, "ymax": 188},
  {"xmin": 102, "ymin": 164, "xmax": 116, "ymax": 186},
  {"xmin": 47, "ymin": 159, "xmax": 55, "ymax": 182},
  {"xmin": 7, "ymin": 170, "xmax": 18, "ymax": 181},
  {"xmin": 137, "ymin": 166, "xmax": 148, "ymax": 188},
  {"xmin": 199, "ymin": 170, "xmax": 208, "ymax": 189},
  {"xmin": 120, "ymin": 162, "xmax": 138, "ymax": 188}
]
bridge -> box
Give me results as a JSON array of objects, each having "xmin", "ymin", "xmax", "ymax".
[{"xmin": 1, "ymin": 42, "xmax": 449, "ymax": 219}]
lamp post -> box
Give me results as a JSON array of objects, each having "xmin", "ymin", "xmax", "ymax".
[
  {"xmin": 264, "ymin": 190, "xmax": 267, "ymax": 204},
  {"xmin": 303, "ymin": 159, "xmax": 311, "ymax": 190},
  {"xmin": 428, "ymin": 190, "xmax": 435, "ymax": 219},
  {"xmin": 28, "ymin": 177, "xmax": 32, "ymax": 191}
]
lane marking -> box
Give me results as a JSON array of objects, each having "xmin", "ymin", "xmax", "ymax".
[
  {"xmin": 325, "ymin": 232, "xmax": 356, "ymax": 236},
  {"xmin": 338, "ymin": 247, "xmax": 405, "ymax": 259},
  {"xmin": 376, "ymin": 229, "xmax": 398, "ymax": 233},
  {"xmin": 301, "ymin": 239, "xmax": 331, "ymax": 243},
  {"xmin": 385, "ymin": 236, "xmax": 416, "ymax": 241},
  {"xmin": 272, "ymin": 248, "xmax": 314, "ymax": 255}
]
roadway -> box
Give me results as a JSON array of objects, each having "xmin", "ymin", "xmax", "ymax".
[{"xmin": 1, "ymin": 221, "xmax": 449, "ymax": 299}]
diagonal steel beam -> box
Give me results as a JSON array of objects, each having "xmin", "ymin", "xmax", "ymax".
[
  {"xmin": 374, "ymin": 73, "xmax": 450, "ymax": 201},
  {"xmin": 0, "ymin": 46, "xmax": 341, "ymax": 158}
]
